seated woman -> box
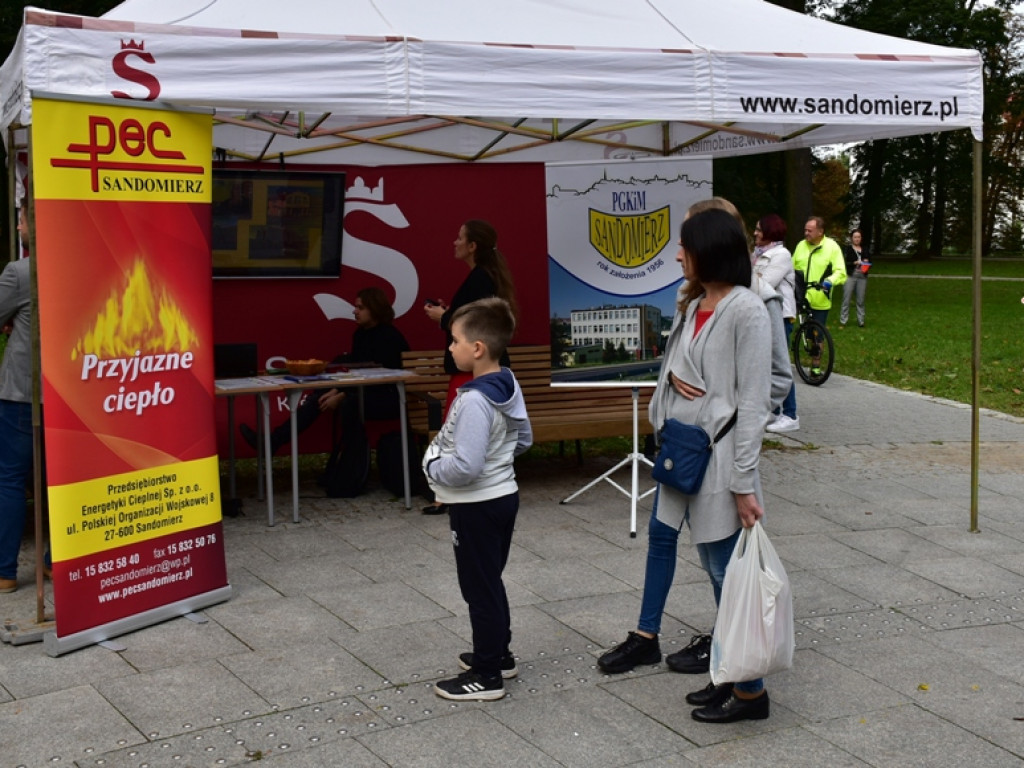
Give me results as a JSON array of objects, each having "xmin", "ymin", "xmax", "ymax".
[{"xmin": 240, "ymin": 287, "xmax": 409, "ymax": 454}]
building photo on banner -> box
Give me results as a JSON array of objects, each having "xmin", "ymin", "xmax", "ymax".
[{"xmin": 547, "ymin": 158, "xmax": 711, "ymax": 384}]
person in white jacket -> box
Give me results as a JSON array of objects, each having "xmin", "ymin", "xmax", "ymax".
[
  {"xmin": 752, "ymin": 214, "xmax": 799, "ymax": 433},
  {"xmin": 424, "ymin": 298, "xmax": 532, "ymax": 702}
]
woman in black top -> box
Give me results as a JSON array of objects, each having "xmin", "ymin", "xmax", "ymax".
[{"xmin": 421, "ymin": 219, "xmax": 518, "ymax": 512}]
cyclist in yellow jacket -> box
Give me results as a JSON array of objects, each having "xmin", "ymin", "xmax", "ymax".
[
  {"xmin": 792, "ymin": 216, "xmax": 846, "ymax": 375},
  {"xmin": 791, "ymin": 216, "xmax": 847, "ymax": 326}
]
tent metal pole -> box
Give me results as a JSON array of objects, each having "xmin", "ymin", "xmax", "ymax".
[{"xmin": 970, "ymin": 138, "xmax": 981, "ymax": 533}]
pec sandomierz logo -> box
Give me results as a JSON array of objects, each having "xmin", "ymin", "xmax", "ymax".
[{"xmin": 589, "ymin": 193, "xmax": 670, "ymax": 269}]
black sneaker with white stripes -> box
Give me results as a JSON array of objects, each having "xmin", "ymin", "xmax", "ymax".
[
  {"xmin": 434, "ymin": 670, "xmax": 505, "ymax": 701},
  {"xmin": 457, "ymin": 651, "xmax": 519, "ymax": 679}
]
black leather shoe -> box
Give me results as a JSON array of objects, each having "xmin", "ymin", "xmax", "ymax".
[
  {"xmin": 666, "ymin": 633, "xmax": 712, "ymax": 673},
  {"xmin": 685, "ymin": 681, "xmax": 734, "ymax": 707},
  {"xmin": 597, "ymin": 631, "xmax": 661, "ymax": 673},
  {"xmin": 422, "ymin": 503, "xmax": 449, "ymax": 515},
  {"xmin": 691, "ymin": 690, "xmax": 770, "ymax": 723}
]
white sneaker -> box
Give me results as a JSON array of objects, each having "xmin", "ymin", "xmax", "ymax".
[{"xmin": 766, "ymin": 415, "xmax": 800, "ymax": 433}]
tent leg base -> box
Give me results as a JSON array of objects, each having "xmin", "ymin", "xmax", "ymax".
[{"xmin": 2, "ymin": 617, "xmax": 56, "ymax": 645}]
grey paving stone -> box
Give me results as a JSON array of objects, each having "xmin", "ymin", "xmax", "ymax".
[
  {"xmin": 0, "ymin": 685, "xmax": 143, "ymax": 768},
  {"xmin": 309, "ymin": 581, "xmax": 451, "ymax": 631},
  {"xmin": 356, "ymin": 708, "xmax": 562, "ymax": 767},
  {"xmin": 900, "ymin": 595, "xmax": 1024, "ymax": 630},
  {"xmin": 813, "ymin": 500, "xmax": 925, "ymax": 531},
  {"xmin": 405, "ymin": 567, "xmax": 542, "ymax": 618},
  {"xmin": 438, "ymin": 603, "xmax": 595, "ymax": 664},
  {"xmin": 207, "ymin": 594, "xmax": 359, "ymax": 649},
  {"xmin": 789, "ymin": 570, "xmax": 879, "ymax": 619},
  {"xmin": 513, "ymin": 525, "xmax": 628, "ymax": 561},
  {"xmin": 94, "ymin": 659, "xmax": 271, "ymax": 738},
  {"xmin": 924, "ymin": 623, "xmax": 1024, "ymax": 681},
  {"xmin": 332, "ymin": 619, "xmax": 466, "ymax": 683},
  {"xmin": 219, "ymin": 640, "xmax": 386, "ymax": 707},
  {"xmin": 682, "ymin": 726, "xmax": 870, "ymax": 767},
  {"xmin": 909, "ymin": 522, "xmax": 1024, "ymax": 558},
  {"xmin": 590, "ymin": 548, "xmax": 708, "ymax": 591},
  {"xmin": 806, "ymin": 703, "xmax": 1024, "ymax": 767},
  {"xmin": 491, "ymin": 685, "xmax": 694, "ymax": 767},
  {"xmin": 831, "ymin": 527, "xmax": 962, "ymax": 565},
  {"xmin": 602, "ymin": 671, "xmax": 804, "ymax": 748},
  {"xmin": 770, "ymin": 533, "xmax": 884, "ymax": 572},
  {"xmin": 340, "ymin": 543, "xmax": 454, "ymax": 585},
  {"xmin": 0, "ymin": 639, "xmax": 134, "ymax": 699},
  {"xmin": 769, "ymin": 648, "xmax": 908, "ymax": 721},
  {"xmin": 253, "ymin": 551, "xmax": 375, "ymax": 597},
  {"xmin": 504, "ymin": 557, "xmax": 633, "ymax": 602},
  {"xmin": 248, "ymin": 524, "xmax": 359, "ymax": 561},
  {"xmin": 812, "ymin": 563, "xmax": 962, "ymax": 607},
  {"xmin": 222, "ymin": 562, "xmax": 287, "ymax": 604},
  {"xmin": 107, "ymin": 611, "xmax": 251, "ymax": 672},
  {"xmin": 904, "ymin": 556, "xmax": 1024, "ymax": 598}
]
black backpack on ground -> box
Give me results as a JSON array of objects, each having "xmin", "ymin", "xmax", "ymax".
[
  {"xmin": 376, "ymin": 429, "xmax": 427, "ymax": 498},
  {"xmin": 324, "ymin": 417, "xmax": 370, "ymax": 498}
]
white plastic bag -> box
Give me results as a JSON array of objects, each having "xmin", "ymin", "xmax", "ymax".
[{"xmin": 709, "ymin": 522, "xmax": 794, "ymax": 685}]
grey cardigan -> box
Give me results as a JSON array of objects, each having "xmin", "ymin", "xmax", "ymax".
[
  {"xmin": 0, "ymin": 258, "xmax": 32, "ymax": 404},
  {"xmin": 649, "ymin": 286, "xmax": 771, "ymax": 544}
]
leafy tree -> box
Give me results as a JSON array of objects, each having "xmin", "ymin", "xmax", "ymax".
[
  {"xmin": 812, "ymin": 154, "xmax": 851, "ymax": 238},
  {"xmin": 822, "ymin": 0, "xmax": 1022, "ymax": 256}
]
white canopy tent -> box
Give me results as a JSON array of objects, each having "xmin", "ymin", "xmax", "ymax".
[
  {"xmin": 0, "ymin": 0, "xmax": 983, "ymax": 165},
  {"xmin": 0, "ymin": 0, "xmax": 988, "ymax": 529}
]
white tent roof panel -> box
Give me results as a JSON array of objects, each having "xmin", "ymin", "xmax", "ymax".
[{"xmin": 0, "ymin": 1, "xmax": 984, "ymax": 163}]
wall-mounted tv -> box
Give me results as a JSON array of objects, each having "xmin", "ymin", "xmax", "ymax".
[{"xmin": 211, "ymin": 169, "xmax": 345, "ymax": 278}]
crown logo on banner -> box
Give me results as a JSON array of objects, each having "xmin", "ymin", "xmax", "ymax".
[
  {"xmin": 120, "ymin": 39, "xmax": 145, "ymax": 51},
  {"xmin": 346, "ymin": 177, "xmax": 384, "ymax": 202}
]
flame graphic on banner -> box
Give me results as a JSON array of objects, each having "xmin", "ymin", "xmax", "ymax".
[{"xmin": 72, "ymin": 259, "xmax": 198, "ymax": 359}]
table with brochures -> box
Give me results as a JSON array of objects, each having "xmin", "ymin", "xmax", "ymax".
[{"xmin": 215, "ymin": 368, "xmax": 414, "ymax": 525}]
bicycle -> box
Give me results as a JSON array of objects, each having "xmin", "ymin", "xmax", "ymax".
[{"xmin": 791, "ymin": 281, "xmax": 835, "ymax": 386}]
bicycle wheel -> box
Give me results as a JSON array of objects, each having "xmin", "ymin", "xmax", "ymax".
[{"xmin": 792, "ymin": 319, "xmax": 834, "ymax": 385}]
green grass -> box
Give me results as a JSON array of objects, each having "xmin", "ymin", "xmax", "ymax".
[
  {"xmin": 826, "ymin": 273, "xmax": 1024, "ymax": 417},
  {"xmin": 870, "ymin": 258, "xmax": 1024, "ymax": 278}
]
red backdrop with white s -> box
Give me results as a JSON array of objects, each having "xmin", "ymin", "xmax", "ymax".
[{"xmin": 212, "ymin": 162, "xmax": 549, "ymax": 454}]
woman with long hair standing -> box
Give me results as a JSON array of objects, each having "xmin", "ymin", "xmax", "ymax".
[
  {"xmin": 422, "ymin": 219, "xmax": 518, "ymax": 513},
  {"xmin": 598, "ymin": 206, "xmax": 774, "ymax": 723}
]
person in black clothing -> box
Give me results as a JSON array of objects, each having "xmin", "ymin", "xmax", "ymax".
[
  {"xmin": 839, "ymin": 228, "xmax": 871, "ymax": 328},
  {"xmin": 241, "ymin": 287, "xmax": 409, "ymax": 453},
  {"xmin": 421, "ymin": 219, "xmax": 518, "ymax": 514}
]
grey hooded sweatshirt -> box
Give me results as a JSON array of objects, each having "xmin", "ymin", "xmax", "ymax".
[{"xmin": 422, "ymin": 368, "xmax": 533, "ymax": 504}]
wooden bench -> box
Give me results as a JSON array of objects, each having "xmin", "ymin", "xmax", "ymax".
[{"xmin": 401, "ymin": 345, "xmax": 655, "ymax": 456}]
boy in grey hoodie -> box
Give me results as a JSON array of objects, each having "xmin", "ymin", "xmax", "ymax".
[{"xmin": 425, "ymin": 298, "xmax": 532, "ymax": 701}]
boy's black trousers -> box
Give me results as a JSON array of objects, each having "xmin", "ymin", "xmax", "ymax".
[{"xmin": 449, "ymin": 492, "xmax": 519, "ymax": 680}]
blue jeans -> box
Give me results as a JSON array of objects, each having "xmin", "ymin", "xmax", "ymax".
[
  {"xmin": 638, "ymin": 501, "xmax": 764, "ymax": 694},
  {"xmin": 0, "ymin": 400, "xmax": 33, "ymax": 580},
  {"xmin": 777, "ymin": 319, "xmax": 797, "ymax": 420}
]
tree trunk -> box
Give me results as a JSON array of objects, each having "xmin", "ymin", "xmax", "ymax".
[
  {"xmin": 784, "ymin": 148, "xmax": 813, "ymax": 249},
  {"xmin": 929, "ymin": 134, "xmax": 948, "ymax": 257},
  {"xmin": 860, "ymin": 139, "xmax": 888, "ymax": 254}
]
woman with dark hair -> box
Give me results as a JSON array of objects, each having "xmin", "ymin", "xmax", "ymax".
[
  {"xmin": 840, "ymin": 228, "xmax": 870, "ymax": 328},
  {"xmin": 240, "ymin": 286, "xmax": 409, "ymax": 454},
  {"xmin": 598, "ymin": 206, "xmax": 774, "ymax": 724},
  {"xmin": 753, "ymin": 214, "xmax": 799, "ymax": 433},
  {"xmin": 422, "ymin": 219, "xmax": 518, "ymax": 514}
]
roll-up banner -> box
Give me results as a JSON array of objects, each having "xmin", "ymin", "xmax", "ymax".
[{"xmin": 30, "ymin": 95, "xmax": 231, "ymax": 655}]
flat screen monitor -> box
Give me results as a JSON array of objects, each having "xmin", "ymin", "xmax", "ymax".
[{"xmin": 211, "ymin": 169, "xmax": 345, "ymax": 278}]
